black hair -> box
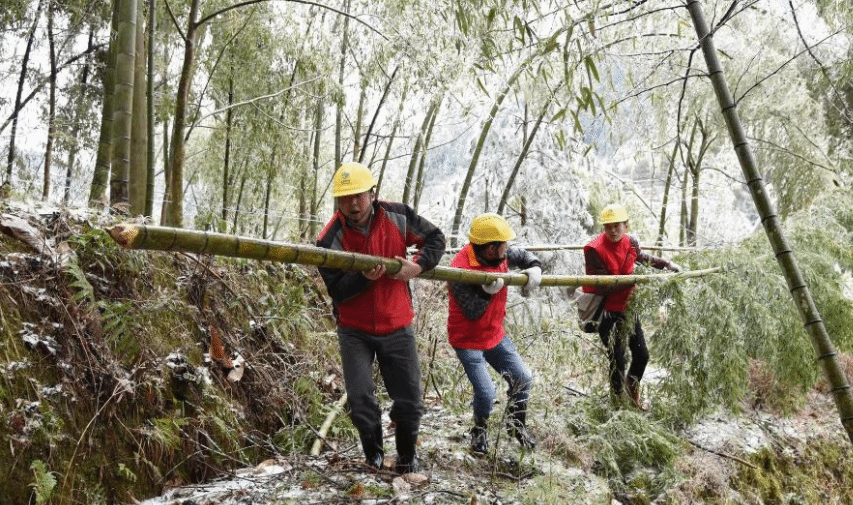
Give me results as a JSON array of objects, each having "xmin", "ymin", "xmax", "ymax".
[{"xmin": 472, "ymin": 241, "xmax": 503, "ymax": 253}]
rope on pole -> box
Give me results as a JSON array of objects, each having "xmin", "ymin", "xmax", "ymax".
[{"xmin": 108, "ymin": 224, "xmax": 722, "ymax": 287}]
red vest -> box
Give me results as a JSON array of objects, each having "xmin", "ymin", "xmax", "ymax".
[
  {"xmin": 583, "ymin": 233, "xmax": 637, "ymax": 312},
  {"xmin": 447, "ymin": 245, "xmax": 508, "ymax": 350},
  {"xmin": 326, "ymin": 206, "xmax": 414, "ymax": 334}
]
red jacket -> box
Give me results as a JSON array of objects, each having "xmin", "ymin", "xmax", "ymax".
[
  {"xmin": 583, "ymin": 233, "xmax": 671, "ymax": 312},
  {"xmin": 316, "ymin": 200, "xmax": 445, "ymax": 335}
]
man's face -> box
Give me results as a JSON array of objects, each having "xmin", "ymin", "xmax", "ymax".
[
  {"xmin": 481, "ymin": 242, "xmax": 508, "ymax": 264},
  {"xmin": 603, "ymin": 222, "xmax": 628, "ymax": 242},
  {"xmin": 338, "ymin": 190, "xmax": 374, "ymax": 227}
]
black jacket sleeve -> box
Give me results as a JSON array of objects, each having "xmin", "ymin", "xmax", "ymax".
[
  {"xmin": 394, "ymin": 202, "xmax": 445, "ymax": 272},
  {"xmin": 631, "ymin": 236, "xmax": 674, "ymax": 270},
  {"xmin": 448, "ymin": 282, "xmax": 492, "ymax": 320},
  {"xmin": 317, "ymin": 265, "xmax": 370, "ymax": 304},
  {"xmin": 506, "ymin": 247, "xmax": 541, "ymax": 271}
]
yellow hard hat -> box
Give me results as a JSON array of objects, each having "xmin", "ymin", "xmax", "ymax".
[
  {"xmin": 332, "ymin": 162, "xmax": 377, "ymax": 197},
  {"xmin": 600, "ymin": 204, "xmax": 629, "ymax": 224},
  {"xmin": 468, "ymin": 213, "xmax": 515, "ymax": 245}
]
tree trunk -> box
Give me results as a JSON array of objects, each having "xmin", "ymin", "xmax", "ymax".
[
  {"xmin": 359, "ymin": 67, "xmax": 397, "ymax": 164},
  {"xmin": 262, "ymin": 151, "xmax": 275, "ymax": 240},
  {"xmin": 6, "ymin": 0, "xmax": 43, "ymax": 184},
  {"xmin": 497, "ymin": 96, "xmax": 551, "ymax": 215},
  {"xmin": 65, "ymin": 30, "xmax": 95, "ymax": 205},
  {"xmin": 352, "ymin": 85, "xmax": 365, "ymax": 162},
  {"xmin": 159, "ymin": 41, "xmax": 170, "ymax": 220},
  {"xmin": 231, "ymin": 170, "xmax": 246, "ymax": 234},
  {"xmin": 449, "ymin": 60, "xmax": 529, "ymax": 246},
  {"xmin": 129, "ymin": 0, "xmax": 148, "ymax": 215},
  {"xmin": 656, "ymin": 140, "xmax": 680, "ymax": 247},
  {"xmin": 145, "ymin": 0, "xmax": 156, "ymax": 217},
  {"xmin": 334, "ymin": 0, "xmax": 350, "ymax": 170},
  {"xmin": 376, "ymin": 84, "xmax": 409, "ymax": 195},
  {"xmin": 89, "ymin": 4, "xmax": 119, "ymax": 207},
  {"xmin": 162, "ymin": 0, "xmax": 200, "ymax": 227},
  {"xmin": 109, "ymin": 0, "xmax": 138, "ymax": 211},
  {"xmin": 686, "ymin": 0, "xmax": 853, "ymax": 444},
  {"xmin": 221, "ymin": 74, "xmax": 234, "ymax": 229},
  {"xmin": 403, "ymin": 97, "xmax": 439, "ymax": 205},
  {"xmin": 413, "ymin": 94, "xmax": 442, "ymax": 212},
  {"xmin": 43, "ymin": 0, "xmax": 56, "ymax": 200},
  {"xmin": 304, "ymin": 93, "xmax": 323, "ymax": 240}
]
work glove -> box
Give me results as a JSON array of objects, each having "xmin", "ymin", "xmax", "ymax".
[
  {"xmin": 482, "ymin": 278, "xmax": 505, "ymax": 295},
  {"xmin": 521, "ymin": 266, "xmax": 542, "ymax": 297},
  {"xmin": 668, "ymin": 262, "xmax": 682, "ymax": 273}
]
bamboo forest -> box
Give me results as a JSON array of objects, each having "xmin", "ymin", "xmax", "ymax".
[{"xmin": 1, "ymin": 0, "xmax": 852, "ymax": 503}]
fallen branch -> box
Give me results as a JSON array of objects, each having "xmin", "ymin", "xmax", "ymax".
[
  {"xmin": 311, "ymin": 393, "xmax": 348, "ymax": 456},
  {"xmin": 685, "ymin": 438, "xmax": 757, "ymax": 469}
]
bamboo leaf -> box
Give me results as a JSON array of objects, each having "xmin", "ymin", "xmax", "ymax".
[
  {"xmin": 584, "ymin": 55, "xmax": 599, "ymax": 82},
  {"xmin": 514, "ymin": 16, "xmax": 524, "ymax": 43},
  {"xmin": 476, "ymin": 77, "xmax": 489, "ymax": 97},
  {"xmin": 570, "ymin": 110, "xmax": 583, "ymax": 132}
]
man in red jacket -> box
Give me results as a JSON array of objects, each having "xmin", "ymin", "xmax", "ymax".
[
  {"xmin": 316, "ymin": 162, "xmax": 445, "ymax": 473},
  {"xmin": 447, "ymin": 213, "xmax": 542, "ymax": 454},
  {"xmin": 583, "ymin": 204, "xmax": 681, "ymax": 410}
]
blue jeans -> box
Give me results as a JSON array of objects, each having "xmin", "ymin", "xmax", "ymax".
[
  {"xmin": 454, "ymin": 336, "xmax": 533, "ymax": 419},
  {"xmin": 337, "ymin": 325, "xmax": 423, "ymax": 448}
]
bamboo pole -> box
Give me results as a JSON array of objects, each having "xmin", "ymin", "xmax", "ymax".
[
  {"xmin": 107, "ymin": 224, "xmax": 720, "ymax": 287},
  {"xmin": 310, "ymin": 393, "xmax": 347, "ymax": 456},
  {"xmin": 444, "ymin": 244, "xmax": 703, "ymax": 254},
  {"xmin": 686, "ymin": 0, "xmax": 853, "ymax": 444}
]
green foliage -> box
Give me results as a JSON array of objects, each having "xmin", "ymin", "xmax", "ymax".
[
  {"xmin": 636, "ymin": 190, "xmax": 853, "ymax": 423},
  {"xmin": 118, "ymin": 463, "xmax": 137, "ymax": 483},
  {"xmin": 63, "ymin": 255, "xmax": 94, "ymax": 303},
  {"xmin": 29, "ymin": 460, "xmax": 57, "ymax": 505},
  {"xmin": 579, "ymin": 409, "xmax": 681, "ymax": 497},
  {"xmin": 730, "ymin": 440, "xmax": 853, "ymax": 505}
]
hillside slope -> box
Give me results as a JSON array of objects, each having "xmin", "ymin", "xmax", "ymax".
[{"xmin": 0, "ymin": 204, "xmax": 850, "ymax": 505}]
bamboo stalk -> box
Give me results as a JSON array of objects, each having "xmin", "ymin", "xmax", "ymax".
[
  {"xmin": 444, "ymin": 244, "xmax": 703, "ymax": 253},
  {"xmin": 686, "ymin": 0, "xmax": 853, "ymax": 444},
  {"xmin": 107, "ymin": 224, "xmax": 720, "ymax": 287}
]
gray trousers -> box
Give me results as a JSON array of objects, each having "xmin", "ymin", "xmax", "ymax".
[{"xmin": 337, "ymin": 325, "xmax": 423, "ymax": 452}]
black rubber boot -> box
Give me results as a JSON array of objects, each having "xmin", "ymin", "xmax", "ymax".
[
  {"xmin": 394, "ymin": 424, "xmax": 419, "ymax": 474},
  {"xmin": 470, "ymin": 416, "xmax": 489, "ymax": 455},
  {"xmin": 506, "ymin": 403, "xmax": 536, "ymax": 450},
  {"xmin": 360, "ymin": 425, "xmax": 384, "ymax": 470}
]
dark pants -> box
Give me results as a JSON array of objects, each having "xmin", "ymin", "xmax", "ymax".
[
  {"xmin": 337, "ymin": 325, "xmax": 423, "ymax": 455},
  {"xmin": 598, "ymin": 311, "xmax": 648, "ymax": 394}
]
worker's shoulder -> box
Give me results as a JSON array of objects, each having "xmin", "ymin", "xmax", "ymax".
[
  {"xmin": 376, "ymin": 200, "xmax": 413, "ymax": 215},
  {"xmin": 316, "ymin": 214, "xmax": 343, "ymax": 246}
]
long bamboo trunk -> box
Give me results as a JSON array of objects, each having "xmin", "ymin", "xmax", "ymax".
[
  {"xmin": 107, "ymin": 224, "xmax": 718, "ymax": 288},
  {"xmin": 686, "ymin": 0, "xmax": 853, "ymax": 443},
  {"xmin": 6, "ymin": 0, "xmax": 43, "ymax": 184},
  {"xmin": 43, "ymin": 0, "xmax": 56, "ymax": 200},
  {"xmin": 110, "ymin": 0, "xmax": 138, "ymax": 209},
  {"xmin": 449, "ymin": 60, "xmax": 529, "ymax": 247}
]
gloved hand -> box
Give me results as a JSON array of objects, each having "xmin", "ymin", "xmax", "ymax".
[
  {"xmin": 521, "ymin": 266, "xmax": 542, "ymax": 297},
  {"xmin": 668, "ymin": 262, "xmax": 682, "ymax": 273},
  {"xmin": 482, "ymin": 278, "xmax": 505, "ymax": 294}
]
